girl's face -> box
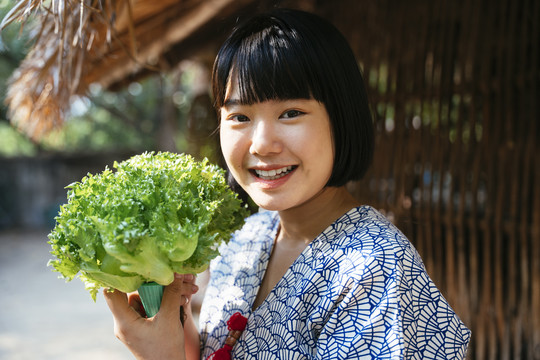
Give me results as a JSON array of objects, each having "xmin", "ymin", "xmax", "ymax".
[{"xmin": 219, "ymin": 81, "xmax": 335, "ymax": 211}]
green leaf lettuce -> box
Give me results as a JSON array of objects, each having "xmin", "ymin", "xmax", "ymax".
[{"xmin": 48, "ymin": 152, "xmax": 249, "ymax": 300}]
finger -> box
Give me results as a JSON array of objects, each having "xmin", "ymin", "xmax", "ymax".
[
  {"xmin": 103, "ymin": 288, "xmax": 140, "ymax": 324},
  {"xmin": 182, "ymin": 273, "xmax": 196, "ymax": 285},
  {"xmin": 176, "ymin": 273, "xmax": 199, "ymax": 295},
  {"xmin": 159, "ymin": 274, "xmax": 198, "ymax": 316},
  {"xmin": 159, "ymin": 276, "xmax": 185, "ymax": 318},
  {"xmin": 172, "ymin": 273, "xmax": 199, "ymax": 295}
]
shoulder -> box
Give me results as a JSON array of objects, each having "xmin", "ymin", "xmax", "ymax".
[
  {"xmin": 320, "ymin": 206, "xmax": 423, "ymax": 275},
  {"xmin": 341, "ymin": 206, "xmax": 411, "ymax": 249},
  {"xmin": 319, "ymin": 207, "xmax": 471, "ymax": 357}
]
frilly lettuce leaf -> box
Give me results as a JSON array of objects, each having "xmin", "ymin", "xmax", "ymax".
[{"xmin": 48, "ymin": 152, "xmax": 249, "ymax": 300}]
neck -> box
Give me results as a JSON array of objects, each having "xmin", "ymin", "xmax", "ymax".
[{"xmin": 276, "ymin": 186, "xmax": 360, "ymax": 245}]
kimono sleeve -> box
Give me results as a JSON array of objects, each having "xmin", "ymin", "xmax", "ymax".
[
  {"xmin": 314, "ymin": 252, "xmax": 470, "ymax": 359},
  {"xmin": 314, "ymin": 264, "xmax": 403, "ymax": 359}
]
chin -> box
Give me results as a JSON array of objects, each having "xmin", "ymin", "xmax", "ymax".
[
  {"xmin": 253, "ymin": 198, "xmax": 300, "ymax": 212},
  {"xmin": 257, "ymin": 204, "xmax": 281, "ymax": 212},
  {"xmin": 249, "ymin": 195, "xmax": 288, "ymax": 212},
  {"xmin": 252, "ymin": 201, "xmax": 280, "ymax": 212}
]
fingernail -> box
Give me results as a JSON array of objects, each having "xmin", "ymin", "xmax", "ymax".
[
  {"xmin": 192, "ymin": 285, "xmax": 199, "ymax": 293},
  {"xmin": 174, "ymin": 273, "xmax": 183, "ymax": 279},
  {"xmin": 184, "ymin": 274, "xmax": 194, "ymax": 281}
]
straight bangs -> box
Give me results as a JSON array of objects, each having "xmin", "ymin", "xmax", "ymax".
[{"xmin": 214, "ymin": 24, "xmax": 322, "ymax": 108}]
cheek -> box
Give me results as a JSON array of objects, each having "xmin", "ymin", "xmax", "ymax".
[
  {"xmin": 308, "ymin": 124, "xmax": 335, "ymax": 181},
  {"xmin": 219, "ymin": 128, "xmax": 233, "ymax": 162},
  {"xmin": 307, "ymin": 123, "xmax": 334, "ymax": 161},
  {"xmin": 220, "ymin": 127, "xmax": 243, "ymax": 169}
]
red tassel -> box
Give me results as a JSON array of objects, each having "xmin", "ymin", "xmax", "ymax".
[
  {"xmin": 227, "ymin": 312, "xmax": 248, "ymax": 331},
  {"xmin": 206, "ymin": 313, "xmax": 248, "ymax": 360},
  {"xmin": 207, "ymin": 345, "xmax": 233, "ymax": 360}
]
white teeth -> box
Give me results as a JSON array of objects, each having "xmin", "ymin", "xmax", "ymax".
[{"xmin": 255, "ymin": 166, "xmax": 293, "ymax": 180}]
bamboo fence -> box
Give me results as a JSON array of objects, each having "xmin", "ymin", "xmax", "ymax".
[{"xmin": 326, "ymin": 0, "xmax": 540, "ymax": 358}]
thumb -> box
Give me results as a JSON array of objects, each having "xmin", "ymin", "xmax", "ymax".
[
  {"xmin": 103, "ymin": 288, "xmax": 141, "ymax": 325},
  {"xmin": 158, "ymin": 275, "xmax": 186, "ymax": 319}
]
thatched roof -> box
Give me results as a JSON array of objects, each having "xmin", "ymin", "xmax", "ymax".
[{"xmin": 1, "ymin": 0, "xmax": 300, "ymax": 141}]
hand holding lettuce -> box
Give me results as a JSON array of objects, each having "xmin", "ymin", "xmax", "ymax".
[{"xmin": 48, "ymin": 152, "xmax": 249, "ymax": 304}]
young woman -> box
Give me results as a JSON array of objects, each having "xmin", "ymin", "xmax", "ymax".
[{"xmin": 105, "ymin": 8, "xmax": 471, "ymax": 359}]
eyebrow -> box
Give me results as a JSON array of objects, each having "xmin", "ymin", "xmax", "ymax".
[
  {"xmin": 223, "ymin": 99, "xmax": 240, "ymax": 107},
  {"xmin": 222, "ymin": 98, "xmax": 243, "ymax": 108}
]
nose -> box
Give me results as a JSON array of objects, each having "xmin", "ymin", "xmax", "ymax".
[{"xmin": 249, "ymin": 120, "xmax": 283, "ymax": 156}]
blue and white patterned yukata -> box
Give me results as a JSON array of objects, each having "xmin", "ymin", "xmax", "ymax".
[{"xmin": 199, "ymin": 206, "xmax": 471, "ymax": 359}]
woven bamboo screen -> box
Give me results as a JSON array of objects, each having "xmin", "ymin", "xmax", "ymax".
[{"xmin": 312, "ymin": 0, "xmax": 540, "ymax": 358}]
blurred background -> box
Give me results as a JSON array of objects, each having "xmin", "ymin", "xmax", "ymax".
[{"xmin": 0, "ymin": 0, "xmax": 538, "ymax": 359}]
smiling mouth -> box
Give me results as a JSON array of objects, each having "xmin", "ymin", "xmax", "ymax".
[{"xmin": 252, "ymin": 166, "xmax": 296, "ymax": 180}]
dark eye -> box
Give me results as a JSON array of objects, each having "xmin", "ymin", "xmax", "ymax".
[
  {"xmin": 281, "ymin": 109, "xmax": 304, "ymax": 119},
  {"xmin": 229, "ymin": 114, "xmax": 250, "ymax": 122}
]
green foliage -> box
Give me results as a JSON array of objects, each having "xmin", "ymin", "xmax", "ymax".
[
  {"xmin": 0, "ymin": 122, "xmax": 36, "ymax": 156},
  {"xmin": 1, "ymin": 0, "xmax": 213, "ymax": 157},
  {"xmin": 48, "ymin": 151, "xmax": 249, "ymax": 300},
  {"xmin": 40, "ymin": 97, "xmax": 155, "ymax": 153}
]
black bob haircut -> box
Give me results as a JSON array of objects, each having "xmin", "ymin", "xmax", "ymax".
[{"xmin": 213, "ymin": 8, "xmax": 374, "ymax": 187}]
